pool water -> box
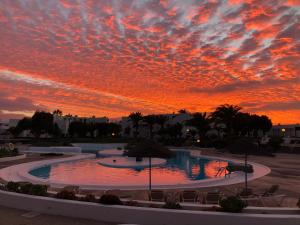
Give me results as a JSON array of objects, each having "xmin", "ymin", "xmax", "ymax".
[{"xmin": 29, "ymin": 151, "xmax": 231, "ymax": 186}]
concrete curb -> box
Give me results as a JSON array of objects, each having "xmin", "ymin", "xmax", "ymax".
[{"xmin": 0, "ymin": 190, "xmax": 299, "ymax": 225}]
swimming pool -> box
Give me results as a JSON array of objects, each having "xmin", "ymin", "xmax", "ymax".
[{"xmin": 29, "ymin": 150, "xmax": 233, "ymax": 187}]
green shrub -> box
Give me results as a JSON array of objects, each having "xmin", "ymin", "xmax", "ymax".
[
  {"xmin": 268, "ymin": 137, "xmax": 283, "ymax": 151},
  {"xmin": 219, "ymin": 196, "xmax": 247, "ymax": 213},
  {"xmin": 56, "ymin": 190, "xmax": 77, "ymax": 200},
  {"xmin": 29, "ymin": 184, "xmax": 48, "ymax": 196},
  {"xmin": 162, "ymin": 201, "xmax": 182, "ymax": 209},
  {"xmin": 99, "ymin": 194, "xmax": 123, "ymax": 205},
  {"xmin": 5, "ymin": 182, "xmax": 47, "ymax": 196},
  {"xmin": 6, "ymin": 181, "xmax": 20, "ymax": 192},
  {"xmin": 0, "ymin": 147, "xmax": 19, "ymax": 158},
  {"xmin": 18, "ymin": 182, "xmax": 34, "ymax": 194}
]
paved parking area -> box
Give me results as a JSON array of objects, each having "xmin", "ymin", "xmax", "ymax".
[{"xmin": 0, "ymin": 206, "xmax": 115, "ymax": 225}]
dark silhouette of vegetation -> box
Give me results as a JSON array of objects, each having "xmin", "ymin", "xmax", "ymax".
[
  {"xmin": 163, "ymin": 123, "xmax": 183, "ymax": 145},
  {"xmin": 99, "ymin": 194, "xmax": 123, "ymax": 205},
  {"xmin": 129, "ymin": 112, "xmax": 143, "ymax": 139},
  {"xmin": 268, "ymin": 136, "xmax": 283, "ymax": 151},
  {"xmin": 31, "ymin": 111, "xmax": 54, "ymax": 138},
  {"xmin": 186, "ymin": 112, "xmax": 210, "ymax": 141},
  {"xmin": 10, "ymin": 117, "xmax": 32, "ymax": 136},
  {"xmin": 56, "ymin": 190, "xmax": 77, "ymax": 200},
  {"xmin": 12, "ymin": 111, "xmax": 62, "ymax": 138},
  {"xmin": 219, "ymin": 196, "xmax": 247, "ymax": 213},
  {"xmin": 211, "ymin": 104, "xmax": 242, "ymax": 135},
  {"xmin": 53, "ymin": 109, "xmax": 63, "ymax": 116},
  {"xmin": 143, "ymin": 115, "xmax": 156, "ymax": 139},
  {"xmin": 5, "ymin": 182, "xmax": 47, "ymax": 196},
  {"xmin": 125, "ymin": 139, "xmax": 174, "ymax": 158}
]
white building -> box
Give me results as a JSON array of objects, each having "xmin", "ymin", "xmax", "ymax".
[
  {"xmin": 9, "ymin": 119, "xmax": 20, "ymax": 128},
  {"xmin": 269, "ymin": 124, "xmax": 300, "ymax": 138},
  {"xmin": 120, "ymin": 112, "xmax": 193, "ymax": 138},
  {"xmin": 0, "ymin": 120, "xmax": 9, "ymax": 134},
  {"xmin": 53, "ymin": 115, "xmax": 109, "ymax": 135}
]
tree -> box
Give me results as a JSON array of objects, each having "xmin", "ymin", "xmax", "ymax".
[
  {"xmin": 129, "ymin": 112, "xmax": 143, "ymax": 139},
  {"xmin": 143, "ymin": 115, "xmax": 156, "ymax": 139},
  {"xmin": 53, "ymin": 109, "xmax": 63, "ymax": 116},
  {"xmin": 186, "ymin": 112, "xmax": 210, "ymax": 141},
  {"xmin": 165, "ymin": 123, "xmax": 183, "ymax": 141},
  {"xmin": 155, "ymin": 115, "xmax": 168, "ymax": 132},
  {"xmin": 31, "ymin": 111, "xmax": 54, "ymax": 138},
  {"xmin": 178, "ymin": 109, "xmax": 188, "ymax": 114},
  {"xmin": 257, "ymin": 115, "xmax": 272, "ymax": 135},
  {"xmin": 68, "ymin": 121, "xmax": 88, "ymax": 137},
  {"xmin": 53, "ymin": 123, "xmax": 62, "ymax": 137},
  {"xmin": 106, "ymin": 123, "xmax": 121, "ymax": 137},
  {"xmin": 11, "ymin": 117, "xmax": 32, "ymax": 136},
  {"xmin": 233, "ymin": 112, "xmax": 252, "ymax": 136},
  {"xmin": 211, "ymin": 104, "xmax": 242, "ymax": 135}
]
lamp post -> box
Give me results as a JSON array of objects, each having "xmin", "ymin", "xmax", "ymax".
[
  {"xmin": 281, "ymin": 128, "xmax": 285, "ymax": 137},
  {"xmin": 149, "ymin": 156, "xmax": 152, "ymax": 193},
  {"xmin": 245, "ymin": 150, "xmax": 248, "ymax": 192}
]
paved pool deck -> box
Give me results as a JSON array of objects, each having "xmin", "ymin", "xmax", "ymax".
[{"xmin": 0, "ymin": 149, "xmax": 299, "ymax": 207}]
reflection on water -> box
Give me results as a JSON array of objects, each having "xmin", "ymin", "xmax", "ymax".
[{"xmin": 30, "ymin": 151, "xmax": 231, "ymax": 186}]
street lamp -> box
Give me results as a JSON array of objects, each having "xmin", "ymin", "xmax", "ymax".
[
  {"xmin": 149, "ymin": 156, "xmax": 152, "ymax": 193},
  {"xmin": 281, "ymin": 128, "xmax": 286, "ymax": 137},
  {"xmin": 245, "ymin": 150, "xmax": 248, "ymax": 192}
]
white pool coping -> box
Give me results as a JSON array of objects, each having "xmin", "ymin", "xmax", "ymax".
[
  {"xmin": 97, "ymin": 149, "xmax": 125, "ymax": 156},
  {"xmin": 97, "ymin": 157, "xmax": 167, "ymax": 168},
  {"xmin": 0, "ymin": 149, "xmax": 271, "ymax": 190},
  {"xmin": 0, "ymin": 154, "xmax": 26, "ymax": 162}
]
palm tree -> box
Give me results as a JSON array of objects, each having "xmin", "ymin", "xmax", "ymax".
[
  {"xmin": 211, "ymin": 104, "xmax": 242, "ymax": 135},
  {"xmin": 155, "ymin": 115, "xmax": 168, "ymax": 139},
  {"xmin": 129, "ymin": 112, "xmax": 143, "ymax": 139},
  {"xmin": 155, "ymin": 115, "xmax": 168, "ymax": 131},
  {"xmin": 143, "ymin": 115, "xmax": 157, "ymax": 140},
  {"xmin": 186, "ymin": 112, "xmax": 211, "ymax": 141}
]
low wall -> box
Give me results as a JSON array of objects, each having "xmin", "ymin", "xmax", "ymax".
[
  {"xmin": 0, "ymin": 190, "xmax": 299, "ymax": 225},
  {"xmin": 0, "ymin": 154, "xmax": 26, "ymax": 162},
  {"xmin": 27, "ymin": 147, "xmax": 82, "ymax": 154},
  {"xmin": 72, "ymin": 143, "xmax": 126, "ymax": 152}
]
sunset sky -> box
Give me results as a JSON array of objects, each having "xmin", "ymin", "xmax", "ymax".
[{"xmin": 0, "ymin": 0, "xmax": 299, "ymax": 124}]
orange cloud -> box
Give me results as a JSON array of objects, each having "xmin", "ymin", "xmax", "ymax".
[{"xmin": 0, "ymin": 0, "xmax": 299, "ymax": 124}]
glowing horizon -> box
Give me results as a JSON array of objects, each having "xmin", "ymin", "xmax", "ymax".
[{"xmin": 0, "ymin": 0, "xmax": 299, "ymax": 124}]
